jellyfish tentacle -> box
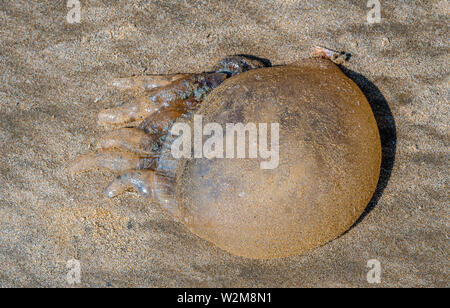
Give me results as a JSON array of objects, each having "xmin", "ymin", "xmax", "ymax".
[
  {"xmin": 111, "ymin": 74, "xmax": 190, "ymax": 92},
  {"xmin": 104, "ymin": 169, "xmax": 179, "ymax": 217},
  {"xmin": 138, "ymin": 103, "xmax": 195, "ymax": 135},
  {"xmin": 98, "ymin": 72, "xmax": 227, "ymax": 126},
  {"xmin": 68, "ymin": 149, "xmax": 143, "ymax": 174},
  {"xmin": 96, "ymin": 127, "xmax": 159, "ymax": 157},
  {"xmin": 104, "ymin": 170, "xmax": 156, "ymax": 198},
  {"xmin": 97, "ymin": 94, "xmax": 163, "ymax": 126}
]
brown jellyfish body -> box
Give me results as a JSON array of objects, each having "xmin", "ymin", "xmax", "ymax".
[{"xmin": 69, "ymin": 54, "xmax": 381, "ymax": 259}]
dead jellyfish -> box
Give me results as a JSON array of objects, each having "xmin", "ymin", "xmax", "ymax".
[{"xmin": 69, "ymin": 55, "xmax": 381, "ymax": 259}]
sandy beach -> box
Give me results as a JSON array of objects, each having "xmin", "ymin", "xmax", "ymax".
[{"xmin": 0, "ymin": 0, "xmax": 448, "ymax": 287}]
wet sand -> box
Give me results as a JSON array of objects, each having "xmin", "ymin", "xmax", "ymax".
[{"xmin": 0, "ymin": 0, "xmax": 448, "ymax": 287}]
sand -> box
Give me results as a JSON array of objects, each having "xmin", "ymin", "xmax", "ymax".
[{"xmin": 0, "ymin": 0, "xmax": 448, "ymax": 287}]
